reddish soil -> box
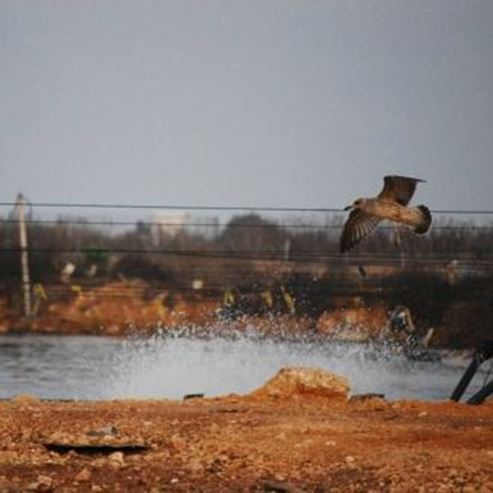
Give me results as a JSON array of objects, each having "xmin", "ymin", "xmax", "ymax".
[
  {"xmin": 1, "ymin": 389, "xmax": 492, "ymax": 492},
  {"xmin": 0, "ymin": 281, "xmax": 399, "ymax": 343},
  {"xmin": 0, "ymin": 281, "xmax": 221, "ymax": 336},
  {"xmin": 0, "ymin": 280, "xmax": 489, "ymax": 348}
]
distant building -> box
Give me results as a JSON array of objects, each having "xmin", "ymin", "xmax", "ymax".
[{"xmin": 150, "ymin": 213, "xmax": 191, "ymax": 245}]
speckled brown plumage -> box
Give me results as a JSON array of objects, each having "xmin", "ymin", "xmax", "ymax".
[{"xmin": 340, "ymin": 175, "xmax": 432, "ymax": 253}]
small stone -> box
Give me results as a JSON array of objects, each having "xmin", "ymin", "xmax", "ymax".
[
  {"xmin": 170, "ymin": 478, "xmax": 179, "ymax": 484},
  {"xmin": 12, "ymin": 394, "xmax": 40, "ymax": 404},
  {"xmin": 91, "ymin": 457, "xmax": 107, "ymax": 468},
  {"xmin": 436, "ymin": 484, "xmax": 451, "ymax": 493},
  {"xmin": 27, "ymin": 475, "xmax": 53, "ymax": 492},
  {"xmin": 418, "ymin": 411, "xmax": 428, "ymax": 417},
  {"xmin": 108, "ymin": 451, "xmax": 125, "ymax": 468},
  {"xmin": 170, "ymin": 434, "xmax": 187, "ymax": 451},
  {"xmin": 262, "ymin": 480, "xmax": 304, "ymax": 493},
  {"xmin": 75, "ymin": 468, "xmax": 91, "ymax": 482},
  {"xmin": 188, "ymin": 458, "xmax": 203, "ymax": 473},
  {"xmin": 86, "ymin": 425, "xmax": 118, "ymax": 437},
  {"xmin": 345, "ymin": 456, "xmax": 355, "ymax": 464}
]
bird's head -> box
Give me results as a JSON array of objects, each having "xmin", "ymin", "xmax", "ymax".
[{"xmin": 344, "ymin": 198, "xmax": 366, "ymax": 211}]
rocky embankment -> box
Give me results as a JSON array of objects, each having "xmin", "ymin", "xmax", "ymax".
[{"xmin": 0, "ymin": 280, "xmax": 488, "ymax": 348}]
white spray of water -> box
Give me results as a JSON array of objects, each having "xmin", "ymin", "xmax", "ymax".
[
  {"xmin": 0, "ymin": 333, "xmax": 483, "ymax": 401},
  {"xmin": 104, "ymin": 332, "xmax": 479, "ymax": 401}
]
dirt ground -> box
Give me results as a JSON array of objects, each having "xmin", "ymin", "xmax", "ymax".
[{"xmin": 0, "ymin": 374, "xmax": 492, "ymax": 493}]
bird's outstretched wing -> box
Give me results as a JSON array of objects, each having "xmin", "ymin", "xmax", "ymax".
[
  {"xmin": 378, "ymin": 175, "xmax": 425, "ymax": 206},
  {"xmin": 340, "ymin": 210, "xmax": 382, "ymax": 253}
]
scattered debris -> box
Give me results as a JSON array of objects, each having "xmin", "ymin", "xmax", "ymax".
[
  {"xmin": 87, "ymin": 425, "xmax": 118, "ymax": 437},
  {"xmin": 43, "ymin": 431, "xmax": 148, "ymax": 455},
  {"xmin": 349, "ymin": 393, "xmax": 386, "ymax": 402},
  {"xmin": 263, "ymin": 480, "xmax": 305, "ymax": 493},
  {"xmin": 183, "ymin": 393, "xmax": 205, "ymax": 400}
]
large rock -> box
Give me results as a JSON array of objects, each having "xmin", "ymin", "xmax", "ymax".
[{"xmin": 251, "ymin": 367, "xmax": 350, "ymax": 400}]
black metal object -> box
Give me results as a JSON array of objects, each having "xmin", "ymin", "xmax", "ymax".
[
  {"xmin": 467, "ymin": 381, "xmax": 493, "ymax": 405},
  {"xmin": 183, "ymin": 393, "xmax": 204, "ymax": 400},
  {"xmin": 450, "ymin": 339, "xmax": 493, "ymax": 405}
]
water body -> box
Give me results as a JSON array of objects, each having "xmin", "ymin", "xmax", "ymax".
[{"xmin": 0, "ymin": 333, "xmax": 487, "ymax": 402}]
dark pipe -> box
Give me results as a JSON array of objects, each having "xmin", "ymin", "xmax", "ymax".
[
  {"xmin": 450, "ymin": 339, "xmax": 493, "ymax": 402},
  {"xmin": 450, "ymin": 356, "xmax": 481, "ymax": 402},
  {"xmin": 467, "ymin": 381, "xmax": 493, "ymax": 405}
]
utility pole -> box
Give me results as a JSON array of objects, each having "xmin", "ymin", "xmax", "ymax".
[
  {"xmin": 393, "ymin": 226, "xmax": 406, "ymax": 268},
  {"xmin": 16, "ymin": 193, "xmax": 32, "ymax": 317}
]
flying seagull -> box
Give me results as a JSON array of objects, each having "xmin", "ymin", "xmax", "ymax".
[{"xmin": 340, "ymin": 175, "xmax": 432, "ymax": 253}]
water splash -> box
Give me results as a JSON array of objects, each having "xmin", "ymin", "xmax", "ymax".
[
  {"xmin": 0, "ymin": 331, "xmax": 484, "ymax": 401},
  {"xmin": 104, "ymin": 328, "xmax": 479, "ymax": 401}
]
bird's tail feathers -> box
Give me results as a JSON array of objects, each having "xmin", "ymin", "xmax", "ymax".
[{"xmin": 414, "ymin": 205, "xmax": 432, "ymax": 235}]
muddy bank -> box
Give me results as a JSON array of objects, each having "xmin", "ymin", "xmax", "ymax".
[
  {"xmin": 0, "ymin": 368, "xmax": 491, "ymax": 492},
  {"xmin": 0, "ymin": 280, "xmax": 490, "ymax": 348}
]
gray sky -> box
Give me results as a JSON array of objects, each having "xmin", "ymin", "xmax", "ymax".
[{"xmin": 1, "ymin": 0, "xmax": 492, "ymax": 213}]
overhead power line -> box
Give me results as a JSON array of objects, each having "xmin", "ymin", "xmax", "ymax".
[
  {"xmin": 0, "ymin": 201, "xmax": 493, "ymax": 215},
  {"xmin": 0, "ymin": 202, "xmax": 341, "ymax": 212}
]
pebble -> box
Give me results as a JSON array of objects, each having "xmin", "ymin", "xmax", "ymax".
[
  {"xmin": 262, "ymin": 480, "xmax": 304, "ymax": 493},
  {"xmin": 170, "ymin": 434, "xmax": 187, "ymax": 451},
  {"xmin": 75, "ymin": 467, "xmax": 91, "ymax": 482},
  {"xmin": 86, "ymin": 425, "xmax": 118, "ymax": 437},
  {"xmin": 26, "ymin": 475, "xmax": 53, "ymax": 492},
  {"xmin": 108, "ymin": 451, "xmax": 125, "ymax": 468},
  {"xmin": 188, "ymin": 458, "xmax": 204, "ymax": 473},
  {"xmin": 12, "ymin": 394, "xmax": 40, "ymax": 404},
  {"xmin": 91, "ymin": 457, "xmax": 107, "ymax": 468},
  {"xmin": 436, "ymin": 484, "xmax": 451, "ymax": 493}
]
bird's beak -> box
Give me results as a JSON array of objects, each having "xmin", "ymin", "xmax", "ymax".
[{"xmin": 343, "ymin": 205, "xmax": 353, "ymax": 211}]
